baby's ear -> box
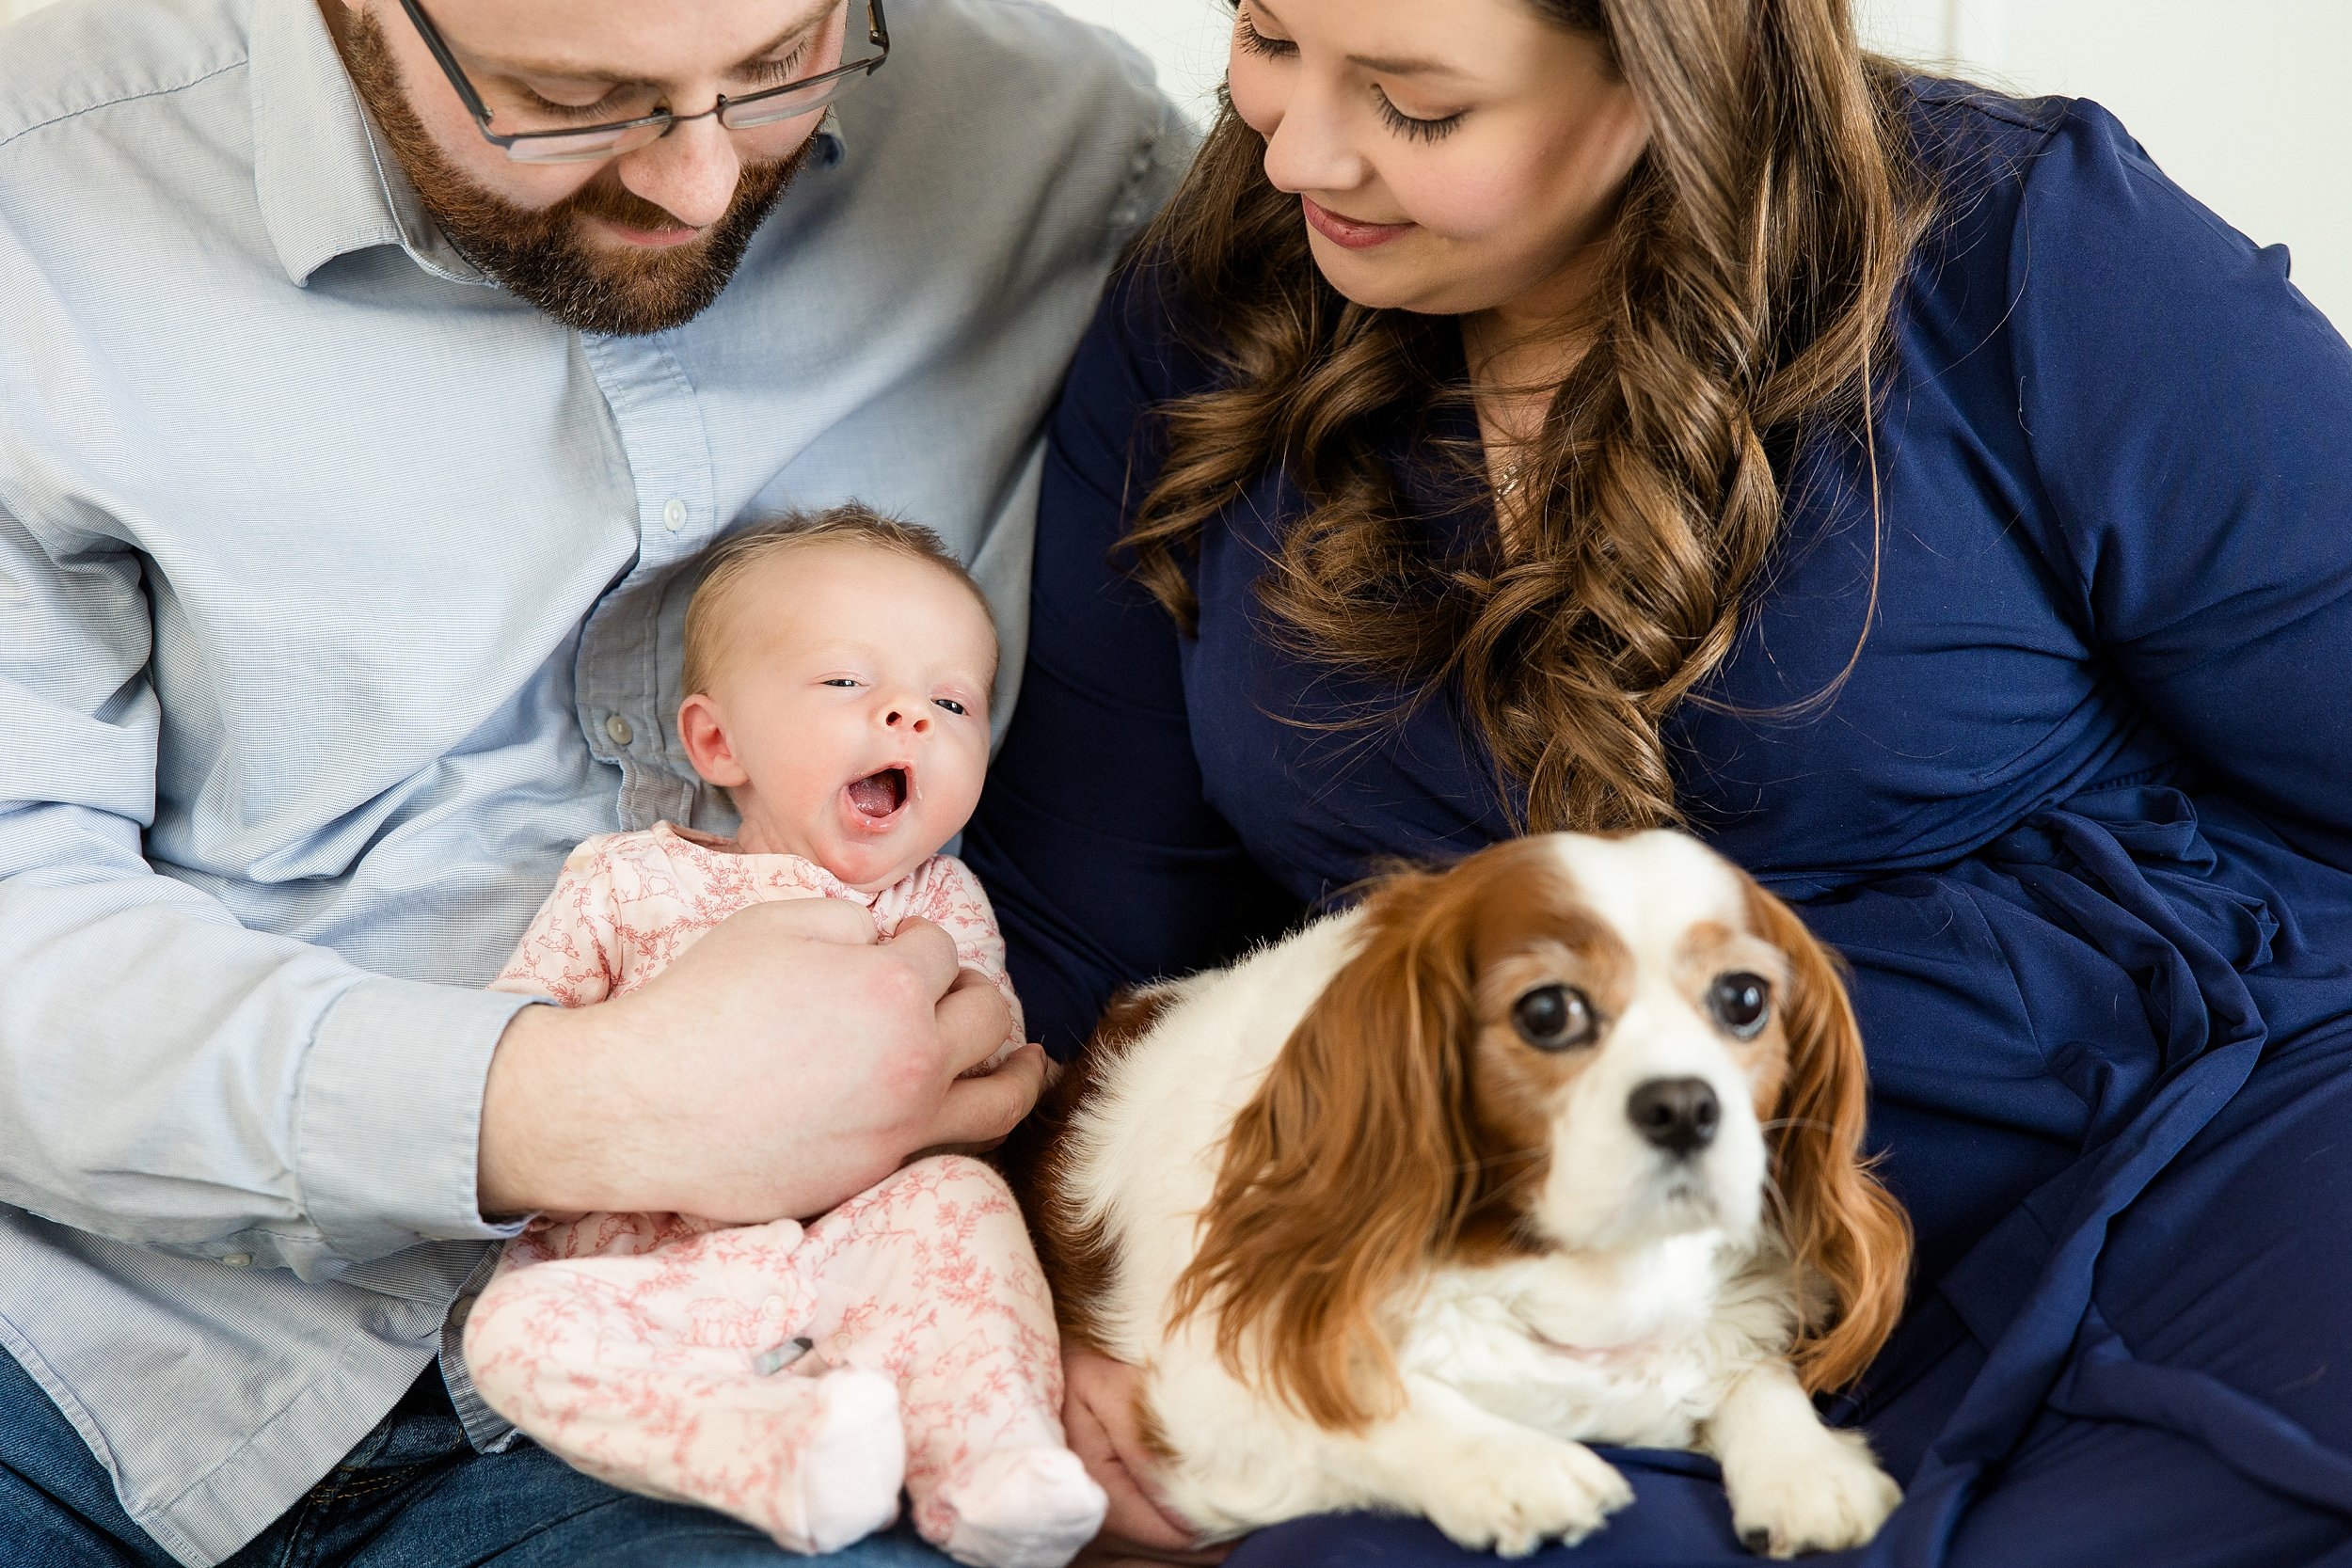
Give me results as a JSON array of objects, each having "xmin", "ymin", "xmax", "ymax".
[{"xmin": 676, "ymin": 693, "xmax": 749, "ymax": 788}]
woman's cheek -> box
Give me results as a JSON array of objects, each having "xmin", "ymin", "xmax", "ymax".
[
  {"xmin": 1390, "ymin": 154, "xmax": 1527, "ymax": 245},
  {"xmin": 1226, "ymin": 53, "xmax": 1284, "ymax": 138}
]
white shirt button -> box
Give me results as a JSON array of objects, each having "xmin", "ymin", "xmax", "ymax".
[
  {"xmin": 761, "ymin": 1294, "xmax": 788, "ymax": 1319},
  {"xmin": 662, "ymin": 498, "xmax": 688, "ymax": 532},
  {"xmin": 221, "ymin": 1253, "xmax": 250, "ymax": 1268},
  {"xmin": 606, "ymin": 714, "xmax": 634, "ymax": 748}
]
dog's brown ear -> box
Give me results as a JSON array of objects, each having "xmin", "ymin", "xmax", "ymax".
[
  {"xmin": 1744, "ymin": 883, "xmax": 1912, "ymax": 1394},
  {"xmin": 1171, "ymin": 866, "xmax": 1486, "ymax": 1431}
]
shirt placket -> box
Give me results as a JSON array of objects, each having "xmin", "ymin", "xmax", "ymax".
[{"xmin": 573, "ymin": 333, "xmax": 721, "ymax": 832}]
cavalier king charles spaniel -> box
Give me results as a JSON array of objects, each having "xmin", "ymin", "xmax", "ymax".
[{"xmin": 1023, "ymin": 832, "xmax": 1910, "ymax": 1558}]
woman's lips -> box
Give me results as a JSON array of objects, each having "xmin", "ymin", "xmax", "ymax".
[{"xmin": 1302, "ymin": 196, "xmax": 1414, "ymax": 251}]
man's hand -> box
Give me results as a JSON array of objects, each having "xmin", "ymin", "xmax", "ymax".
[
  {"xmin": 1064, "ymin": 1347, "xmax": 1231, "ymax": 1566},
  {"xmin": 478, "ymin": 898, "xmax": 1044, "ymax": 1221}
]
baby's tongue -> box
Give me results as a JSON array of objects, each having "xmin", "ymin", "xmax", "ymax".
[{"xmin": 848, "ymin": 772, "xmax": 898, "ymax": 819}]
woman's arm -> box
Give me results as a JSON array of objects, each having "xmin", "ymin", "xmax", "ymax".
[
  {"xmin": 964, "ymin": 269, "xmax": 1301, "ymax": 1059},
  {"xmin": 2008, "ymin": 102, "xmax": 2352, "ymax": 859}
]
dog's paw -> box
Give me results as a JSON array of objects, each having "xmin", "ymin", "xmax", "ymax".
[
  {"xmin": 1419, "ymin": 1432, "xmax": 1633, "ymax": 1558},
  {"xmin": 1726, "ymin": 1427, "xmax": 1901, "ymax": 1559}
]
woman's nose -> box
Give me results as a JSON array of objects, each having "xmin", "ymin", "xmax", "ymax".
[{"xmin": 1257, "ymin": 78, "xmax": 1367, "ymax": 198}]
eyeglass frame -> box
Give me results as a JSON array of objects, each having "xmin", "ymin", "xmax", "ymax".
[{"xmin": 392, "ymin": 0, "xmax": 890, "ymax": 163}]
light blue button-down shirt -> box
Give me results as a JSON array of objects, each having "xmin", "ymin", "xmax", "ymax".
[{"xmin": 0, "ymin": 0, "xmax": 1185, "ymax": 1559}]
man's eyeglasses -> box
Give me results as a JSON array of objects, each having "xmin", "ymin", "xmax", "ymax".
[{"xmin": 394, "ymin": 0, "xmax": 890, "ymax": 165}]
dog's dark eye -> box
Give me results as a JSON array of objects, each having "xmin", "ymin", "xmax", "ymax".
[
  {"xmin": 1512, "ymin": 984, "xmax": 1596, "ymax": 1051},
  {"xmin": 1708, "ymin": 973, "xmax": 1772, "ymax": 1039}
]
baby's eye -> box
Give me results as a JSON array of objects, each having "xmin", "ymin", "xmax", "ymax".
[
  {"xmin": 932, "ymin": 697, "xmax": 968, "ymax": 716},
  {"xmin": 820, "ymin": 678, "xmax": 862, "ymax": 689}
]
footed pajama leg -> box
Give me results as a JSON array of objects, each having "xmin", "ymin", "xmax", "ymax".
[
  {"xmin": 797, "ymin": 1155, "xmax": 1107, "ymax": 1568},
  {"xmin": 465, "ymin": 1214, "xmax": 909, "ymax": 1555}
]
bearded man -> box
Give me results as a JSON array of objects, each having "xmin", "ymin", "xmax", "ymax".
[{"xmin": 0, "ymin": 0, "xmax": 1184, "ymax": 1560}]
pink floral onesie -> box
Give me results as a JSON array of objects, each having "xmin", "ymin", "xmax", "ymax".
[{"xmin": 462, "ymin": 823, "xmax": 1104, "ymax": 1567}]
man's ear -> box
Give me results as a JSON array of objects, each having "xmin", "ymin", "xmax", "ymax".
[{"xmin": 676, "ymin": 693, "xmax": 749, "ymax": 788}]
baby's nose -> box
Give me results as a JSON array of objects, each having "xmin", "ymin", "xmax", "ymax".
[{"xmin": 882, "ymin": 704, "xmax": 930, "ymax": 733}]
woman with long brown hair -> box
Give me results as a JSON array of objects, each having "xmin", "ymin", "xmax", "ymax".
[{"xmin": 964, "ymin": 0, "xmax": 2352, "ymax": 1562}]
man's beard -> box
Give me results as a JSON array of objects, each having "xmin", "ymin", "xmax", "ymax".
[{"xmin": 339, "ymin": 8, "xmax": 812, "ymax": 336}]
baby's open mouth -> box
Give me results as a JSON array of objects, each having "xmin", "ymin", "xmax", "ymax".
[{"xmin": 846, "ymin": 766, "xmax": 910, "ymax": 821}]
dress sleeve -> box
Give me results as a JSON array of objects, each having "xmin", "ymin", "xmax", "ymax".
[
  {"xmin": 961, "ymin": 269, "xmax": 1303, "ymax": 1059},
  {"xmin": 488, "ymin": 839, "xmax": 624, "ymax": 1008},
  {"xmin": 908, "ymin": 855, "xmax": 1026, "ymax": 1068},
  {"xmin": 2008, "ymin": 101, "xmax": 2352, "ymax": 869}
]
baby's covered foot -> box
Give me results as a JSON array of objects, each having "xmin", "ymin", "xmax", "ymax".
[
  {"xmin": 928, "ymin": 1444, "xmax": 1108, "ymax": 1568},
  {"xmin": 761, "ymin": 1365, "xmax": 908, "ymax": 1555}
]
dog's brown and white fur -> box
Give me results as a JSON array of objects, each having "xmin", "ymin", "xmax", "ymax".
[{"xmin": 1025, "ymin": 832, "xmax": 1912, "ymax": 1559}]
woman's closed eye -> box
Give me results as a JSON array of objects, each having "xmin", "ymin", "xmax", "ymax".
[
  {"xmin": 1375, "ymin": 89, "xmax": 1467, "ymax": 143},
  {"xmin": 1234, "ymin": 7, "xmax": 1296, "ymax": 59}
]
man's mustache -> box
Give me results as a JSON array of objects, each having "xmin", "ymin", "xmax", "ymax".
[{"xmin": 560, "ymin": 175, "xmax": 705, "ymax": 234}]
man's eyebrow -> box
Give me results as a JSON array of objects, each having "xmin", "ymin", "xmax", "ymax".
[{"xmin": 490, "ymin": 12, "xmax": 826, "ymax": 86}]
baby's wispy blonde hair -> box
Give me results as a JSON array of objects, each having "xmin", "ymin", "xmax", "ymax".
[{"xmin": 681, "ymin": 504, "xmax": 994, "ymax": 698}]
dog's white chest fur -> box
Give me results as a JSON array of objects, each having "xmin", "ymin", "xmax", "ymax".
[{"xmin": 1399, "ymin": 1241, "xmax": 1742, "ymax": 1450}]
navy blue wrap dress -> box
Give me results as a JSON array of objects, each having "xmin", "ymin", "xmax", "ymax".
[{"xmin": 961, "ymin": 81, "xmax": 2352, "ymax": 1566}]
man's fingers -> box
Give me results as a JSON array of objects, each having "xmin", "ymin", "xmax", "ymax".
[
  {"xmin": 927, "ymin": 1042, "xmax": 1045, "ymax": 1147},
  {"xmin": 723, "ymin": 894, "xmax": 879, "ymax": 946},
  {"xmin": 938, "ymin": 973, "xmax": 1016, "ymax": 1078},
  {"xmin": 882, "ymin": 915, "xmax": 964, "ymax": 996}
]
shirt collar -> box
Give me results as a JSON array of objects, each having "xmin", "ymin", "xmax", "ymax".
[
  {"xmin": 248, "ymin": 0, "xmax": 427, "ymax": 286},
  {"xmin": 250, "ymin": 0, "xmax": 847, "ymax": 290}
]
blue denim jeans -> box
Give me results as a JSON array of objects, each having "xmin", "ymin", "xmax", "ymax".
[{"xmin": 0, "ymin": 1352, "xmax": 957, "ymax": 1568}]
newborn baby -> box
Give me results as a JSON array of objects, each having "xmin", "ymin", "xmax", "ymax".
[{"xmin": 463, "ymin": 507, "xmax": 1104, "ymax": 1568}]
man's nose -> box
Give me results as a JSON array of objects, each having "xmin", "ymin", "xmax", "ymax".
[{"xmin": 613, "ymin": 112, "xmax": 742, "ymax": 230}]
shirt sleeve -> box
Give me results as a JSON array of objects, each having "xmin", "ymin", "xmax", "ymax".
[
  {"xmin": 2005, "ymin": 101, "xmax": 2352, "ymax": 870},
  {"xmin": 0, "ymin": 498, "xmax": 528, "ymax": 1282},
  {"xmin": 908, "ymin": 855, "xmax": 1026, "ymax": 1067},
  {"xmin": 488, "ymin": 840, "xmax": 623, "ymax": 1007},
  {"xmin": 961, "ymin": 268, "xmax": 1304, "ymax": 1058}
]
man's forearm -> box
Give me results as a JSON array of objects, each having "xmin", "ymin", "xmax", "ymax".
[{"xmin": 0, "ymin": 864, "xmax": 529, "ymax": 1279}]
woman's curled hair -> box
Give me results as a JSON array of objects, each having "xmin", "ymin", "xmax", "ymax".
[{"xmin": 1124, "ymin": 0, "xmax": 1934, "ymax": 833}]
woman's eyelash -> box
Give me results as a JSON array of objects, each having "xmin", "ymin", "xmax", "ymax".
[
  {"xmin": 1233, "ymin": 10, "xmax": 1295, "ymax": 58},
  {"xmin": 1232, "ymin": 8, "xmax": 1463, "ymax": 141},
  {"xmin": 1375, "ymin": 89, "xmax": 1466, "ymax": 143}
]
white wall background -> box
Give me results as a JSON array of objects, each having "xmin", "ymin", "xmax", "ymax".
[{"xmin": 3, "ymin": 0, "xmax": 2344, "ymax": 327}]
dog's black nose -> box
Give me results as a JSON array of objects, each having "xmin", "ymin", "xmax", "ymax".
[{"xmin": 1628, "ymin": 1077, "xmax": 1720, "ymax": 1156}]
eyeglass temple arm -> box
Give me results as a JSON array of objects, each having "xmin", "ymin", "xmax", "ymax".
[{"xmin": 394, "ymin": 0, "xmax": 504, "ymax": 131}]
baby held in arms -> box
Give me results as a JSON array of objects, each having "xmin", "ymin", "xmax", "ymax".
[{"xmin": 463, "ymin": 508, "xmax": 1105, "ymax": 1568}]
